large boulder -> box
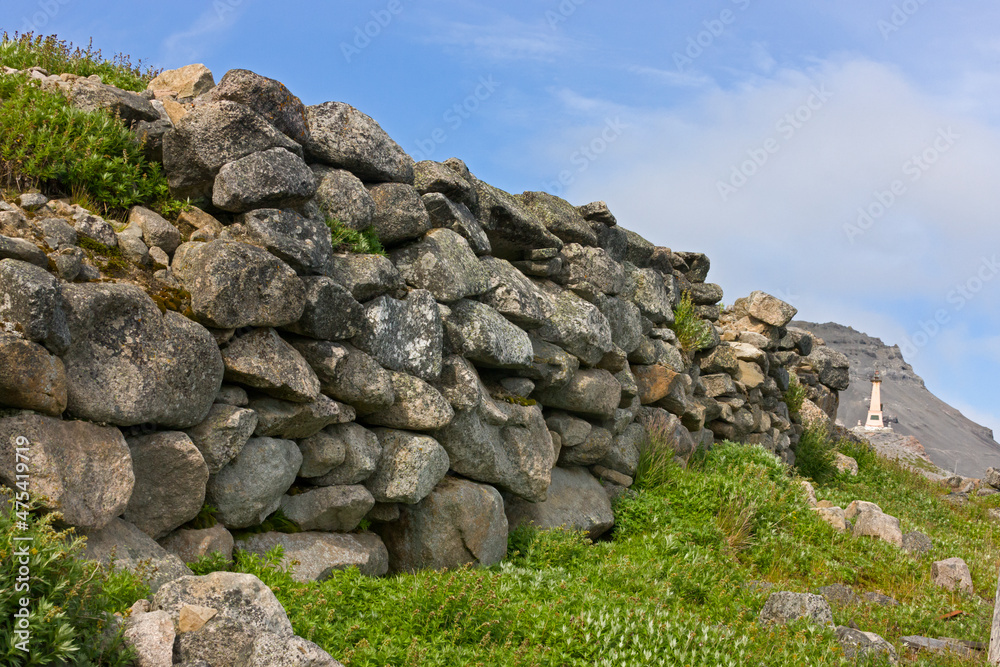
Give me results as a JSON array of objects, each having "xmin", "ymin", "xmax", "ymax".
[
  {"xmin": 622, "ymin": 266, "xmax": 675, "ymax": 325},
  {"xmin": 362, "ymin": 372, "xmax": 454, "ymax": 431},
  {"xmin": 222, "ymin": 328, "xmax": 321, "ymax": 402},
  {"xmin": 421, "ymin": 192, "xmax": 491, "ymax": 255},
  {"xmin": 248, "ymin": 395, "xmax": 354, "ymax": 439},
  {"xmin": 390, "ymin": 228, "xmax": 490, "ymax": 302},
  {"xmin": 173, "ymin": 240, "xmax": 306, "ymax": 329},
  {"xmin": 0, "ymin": 412, "xmax": 133, "ymax": 530},
  {"xmin": 444, "ymin": 300, "xmax": 534, "ymax": 370},
  {"xmin": 147, "ymin": 63, "xmax": 215, "ymax": 99},
  {"xmin": 158, "ymin": 523, "xmax": 235, "ymax": 564},
  {"xmin": 241, "ymin": 633, "xmax": 344, "ymax": 667},
  {"xmin": 596, "ymin": 295, "xmax": 643, "ymax": 354},
  {"xmin": 279, "ymin": 485, "xmax": 375, "ymax": 532},
  {"xmin": 554, "ymin": 244, "xmax": 625, "ymax": 300},
  {"xmin": 230, "ymin": 209, "xmax": 334, "ymax": 276},
  {"xmin": 213, "ymin": 148, "xmax": 317, "ymax": 213},
  {"xmin": 364, "ymin": 429, "xmax": 449, "ymax": 504},
  {"xmin": 534, "ymin": 369, "xmax": 621, "ymax": 420},
  {"xmin": 504, "ymin": 466, "xmax": 614, "ymax": 539},
  {"xmin": 474, "ymin": 181, "xmax": 562, "ymax": 258},
  {"xmin": 84, "ymin": 518, "xmax": 193, "ymax": 593},
  {"xmin": 517, "ymin": 191, "xmax": 598, "ymax": 246},
  {"xmin": 309, "ymin": 423, "xmax": 382, "ymax": 486},
  {"xmin": 236, "ymin": 532, "xmax": 388, "ymax": 581},
  {"xmin": 479, "ymin": 257, "xmax": 546, "ymax": 329},
  {"xmin": 366, "ymin": 183, "xmax": 431, "ymax": 247},
  {"xmin": 291, "ymin": 340, "xmax": 395, "ymax": 414},
  {"xmin": 323, "ymin": 252, "xmax": 406, "ymax": 301},
  {"xmin": 311, "ymin": 165, "xmax": 376, "ymax": 230},
  {"xmin": 354, "ymin": 290, "xmax": 443, "ymax": 381},
  {"xmin": 184, "ymin": 404, "xmax": 258, "ymax": 474},
  {"xmin": 531, "ymin": 279, "xmax": 613, "ymax": 366},
  {"xmin": 58, "ymin": 77, "xmax": 159, "ymax": 126},
  {"xmin": 742, "ymin": 291, "xmax": 798, "ymax": 327},
  {"xmin": 0, "ymin": 258, "xmax": 71, "ymax": 354},
  {"xmin": 414, "ymin": 160, "xmax": 478, "ymax": 210},
  {"xmin": 206, "ymin": 437, "xmax": 302, "ymax": 529},
  {"xmin": 304, "ymin": 101, "xmax": 414, "ymax": 183},
  {"xmin": 124, "ymin": 432, "xmax": 209, "ymax": 539},
  {"xmin": 279, "ymin": 277, "xmax": 364, "ymax": 341},
  {"xmin": 214, "ymin": 68, "xmax": 310, "ymax": 144},
  {"xmin": 61, "ymin": 283, "xmax": 223, "ymax": 428},
  {"xmin": 931, "ymin": 558, "xmax": 973, "ymax": 594},
  {"xmin": 377, "ymin": 477, "xmax": 508, "ymax": 573},
  {"xmin": 0, "ymin": 334, "xmax": 67, "ymax": 415},
  {"xmin": 162, "ymin": 101, "xmax": 304, "ymax": 199}
]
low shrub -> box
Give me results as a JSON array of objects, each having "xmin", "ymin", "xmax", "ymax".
[
  {"xmin": 670, "ymin": 290, "xmax": 714, "ymax": 353},
  {"xmin": 794, "ymin": 421, "xmax": 839, "ymax": 484},
  {"xmin": 325, "ymin": 217, "xmax": 386, "ymax": 256},
  {"xmin": 782, "ymin": 373, "xmax": 807, "ymax": 417}
]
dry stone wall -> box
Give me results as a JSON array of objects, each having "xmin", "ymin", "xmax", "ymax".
[{"xmin": 0, "ymin": 64, "xmax": 848, "ymax": 584}]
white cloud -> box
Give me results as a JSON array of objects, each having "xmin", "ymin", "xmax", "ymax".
[
  {"xmin": 413, "ymin": 13, "xmax": 578, "ymax": 63},
  {"xmin": 161, "ymin": 2, "xmax": 245, "ymax": 64}
]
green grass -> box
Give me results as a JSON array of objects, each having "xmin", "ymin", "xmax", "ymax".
[
  {"xmin": 185, "ymin": 440, "xmax": 997, "ymax": 666},
  {"xmin": 783, "ymin": 373, "xmax": 807, "ymax": 417},
  {"xmin": 325, "ymin": 217, "xmax": 387, "ymax": 256},
  {"xmin": 794, "ymin": 421, "xmax": 840, "ymax": 485},
  {"xmin": 0, "ymin": 32, "xmax": 158, "ymax": 91},
  {"xmin": 671, "ymin": 290, "xmax": 715, "ymax": 353}
]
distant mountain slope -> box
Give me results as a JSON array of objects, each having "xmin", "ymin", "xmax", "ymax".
[{"xmin": 792, "ymin": 321, "xmax": 1000, "ymax": 478}]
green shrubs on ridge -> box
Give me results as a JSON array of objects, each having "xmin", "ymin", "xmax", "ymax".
[{"xmin": 325, "ymin": 217, "xmax": 387, "ymax": 256}]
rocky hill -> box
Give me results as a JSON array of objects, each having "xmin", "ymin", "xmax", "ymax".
[{"xmin": 793, "ymin": 321, "xmax": 1000, "ymax": 478}]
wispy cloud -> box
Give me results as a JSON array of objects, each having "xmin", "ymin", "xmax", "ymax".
[
  {"xmin": 627, "ymin": 65, "xmax": 712, "ymax": 88},
  {"xmin": 161, "ymin": 1, "xmax": 246, "ymax": 64},
  {"xmin": 414, "ymin": 12, "xmax": 580, "ymax": 63}
]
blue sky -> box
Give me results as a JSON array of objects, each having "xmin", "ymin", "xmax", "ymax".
[{"xmin": 9, "ymin": 0, "xmax": 1000, "ymax": 440}]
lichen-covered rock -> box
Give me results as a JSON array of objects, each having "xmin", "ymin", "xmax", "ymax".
[
  {"xmin": 158, "ymin": 523, "xmax": 235, "ymax": 564},
  {"xmin": 622, "ymin": 265, "xmax": 675, "ymax": 325},
  {"xmin": 163, "ymin": 101, "xmax": 304, "ymax": 199},
  {"xmin": 0, "ymin": 334, "xmax": 67, "ymax": 415},
  {"xmin": 248, "ymin": 394, "xmax": 354, "ymax": 439},
  {"xmin": 323, "ymin": 252, "xmax": 406, "ymax": 301},
  {"xmin": 84, "ymin": 518, "xmax": 193, "ymax": 594},
  {"xmin": 414, "ymin": 160, "xmax": 478, "ymax": 210},
  {"xmin": 57, "ymin": 76, "xmax": 159, "ymax": 126},
  {"xmin": 517, "ymin": 191, "xmax": 598, "ymax": 246},
  {"xmin": 304, "ymin": 101, "xmax": 414, "ymax": 183},
  {"xmin": 377, "ymin": 477, "xmax": 508, "ymax": 573},
  {"xmin": 741, "ymin": 291, "xmax": 797, "ymax": 327},
  {"xmin": 0, "ymin": 412, "xmax": 134, "ymax": 530},
  {"xmin": 124, "ymin": 432, "xmax": 209, "ymax": 539},
  {"xmin": 534, "ymin": 369, "xmax": 621, "ymax": 420},
  {"xmin": 362, "ymin": 372, "xmax": 454, "ymax": 431},
  {"xmin": 444, "ymin": 300, "xmax": 534, "ymax": 370},
  {"xmin": 0, "ymin": 258, "xmax": 71, "ymax": 354},
  {"xmin": 474, "ymin": 181, "xmax": 562, "ymax": 259},
  {"xmin": 291, "ymin": 340, "xmax": 395, "ymax": 414},
  {"xmin": 206, "ymin": 437, "xmax": 302, "ymax": 529},
  {"xmin": 123, "ymin": 608, "xmax": 175, "ymax": 667},
  {"xmin": 835, "ymin": 627, "xmax": 898, "ymax": 665},
  {"xmin": 237, "ymin": 532, "xmax": 388, "ymax": 580},
  {"xmin": 213, "ymin": 148, "xmax": 317, "ymax": 213},
  {"xmin": 0, "ymin": 234, "xmax": 48, "ymax": 267},
  {"xmin": 479, "ymin": 257, "xmax": 547, "ymax": 329},
  {"xmin": 229, "ymin": 209, "xmax": 333, "ymax": 276},
  {"xmin": 241, "ymin": 633, "xmax": 344, "ymax": 667},
  {"xmin": 214, "ymin": 68, "xmax": 310, "ymax": 144},
  {"xmin": 931, "ymin": 557, "xmax": 973, "ymax": 594},
  {"xmin": 421, "ymin": 192, "xmax": 491, "ymax": 255},
  {"xmin": 391, "ymin": 228, "xmax": 489, "ymax": 302},
  {"xmin": 222, "ymin": 328, "xmax": 321, "ymax": 402},
  {"xmin": 803, "ymin": 347, "xmax": 851, "ymax": 391},
  {"xmin": 522, "ymin": 334, "xmax": 580, "ymax": 390},
  {"xmin": 296, "ymin": 428, "xmax": 347, "ymax": 478},
  {"xmin": 504, "ymin": 466, "xmax": 614, "ymax": 539},
  {"xmin": 532, "ymin": 279, "xmax": 613, "ymax": 366},
  {"xmin": 847, "ymin": 500, "xmax": 902, "ymax": 548},
  {"xmin": 279, "ymin": 276, "xmax": 364, "ymax": 341},
  {"xmin": 759, "ymin": 592, "xmax": 833, "ymax": 627},
  {"xmin": 546, "ymin": 412, "xmax": 593, "ymax": 447},
  {"xmin": 61, "ymin": 283, "xmax": 223, "ymax": 428},
  {"xmin": 366, "ymin": 182, "xmax": 431, "ymax": 247},
  {"xmin": 365, "ymin": 429, "xmax": 450, "ymax": 504},
  {"xmin": 311, "ymin": 165, "xmax": 376, "ymax": 230},
  {"xmin": 559, "ymin": 425, "xmax": 613, "ymax": 466},
  {"xmin": 279, "ymin": 485, "xmax": 375, "ymax": 532},
  {"xmin": 354, "ymin": 290, "xmax": 443, "ymax": 381},
  {"xmin": 555, "ymin": 244, "xmax": 625, "ymax": 300},
  {"xmin": 596, "ymin": 295, "xmax": 643, "ymax": 354},
  {"xmin": 129, "ymin": 206, "xmax": 181, "ymax": 255},
  {"xmin": 598, "ymin": 422, "xmax": 644, "ymax": 477},
  {"xmin": 184, "ymin": 404, "xmax": 258, "ymax": 473},
  {"xmin": 173, "ymin": 240, "xmax": 306, "ymax": 329},
  {"xmin": 310, "ymin": 423, "xmax": 382, "ymax": 486},
  {"xmin": 147, "ymin": 63, "xmax": 214, "ymax": 99}
]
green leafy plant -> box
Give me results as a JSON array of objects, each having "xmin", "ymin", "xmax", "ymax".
[
  {"xmin": 231, "ymin": 509, "xmax": 300, "ymax": 540},
  {"xmin": 0, "ymin": 32, "xmax": 158, "ymax": 91},
  {"xmin": 670, "ymin": 290, "xmax": 714, "ymax": 353},
  {"xmin": 633, "ymin": 412, "xmax": 685, "ymax": 490},
  {"xmin": 181, "ymin": 503, "xmax": 219, "ymax": 531},
  {"xmin": 793, "ymin": 421, "xmax": 839, "ymax": 485},
  {"xmin": 0, "ymin": 488, "xmax": 142, "ymax": 665},
  {"xmin": 782, "ymin": 374, "xmax": 807, "ymax": 417},
  {"xmin": 188, "ymin": 551, "xmax": 234, "ymax": 577},
  {"xmin": 325, "ymin": 217, "xmax": 386, "ymax": 256}
]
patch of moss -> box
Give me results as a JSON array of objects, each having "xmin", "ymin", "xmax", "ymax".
[
  {"xmin": 77, "ymin": 235, "xmax": 128, "ymax": 273},
  {"xmin": 148, "ymin": 285, "xmax": 191, "ymax": 314},
  {"xmin": 496, "ymin": 394, "xmax": 537, "ymax": 407}
]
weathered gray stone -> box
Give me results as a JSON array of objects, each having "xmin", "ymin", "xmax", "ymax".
[
  {"xmin": 532, "ymin": 279, "xmax": 613, "ymax": 366},
  {"xmin": 215, "ymin": 385, "xmax": 249, "ymax": 406},
  {"xmin": 296, "ymin": 429, "xmax": 346, "ymax": 478},
  {"xmin": 932, "ymin": 557, "xmax": 973, "ymax": 594},
  {"xmin": 237, "ymin": 531, "xmax": 388, "ymax": 581},
  {"xmin": 311, "ymin": 165, "xmax": 376, "ymax": 230},
  {"xmin": 742, "ymin": 291, "xmax": 797, "ymax": 327},
  {"xmin": 58, "ymin": 76, "xmax": 159, "ymax": 126},
  {"xmin": 902, "ymin": 531, "xmax": 933, "ymax": 555},
  {"xmin": 206, "ymin": 437, "xmax": 302, "ymax": 529},
  {"xmin": 504, "ymin": 466, "xmax": 614, "ymax": 539},
  {"xmin": 596, "ymin": 295, "xmax": 643, "ymax": 354},
  {"xmin": 241, "ymin": 633, "xmax": 344, "ymax": 667},
  {"xmin": 222, "ymin": 328, "xmax": 321, "ymax": 402},
  {"xmin": 304, "ymin": 101, "xmax": 414, "ymax": 183},
  {"xmin": 522, "ymin": 334, "xmax": 580, "ymax": 390},
  {"xmin": 701, "ymin": 373, "xmax": 738, "ymax": 398},
  {"xmin": 310, "ymin": 423, "xmax": 382, "ymax": 486},
  {"xmin": 61, "ymin": 283, "xmax": 222, "ymax": 428},
  {"xmin": 0, "ymin": 234, "xmax": 48, "ymax": 267},
  {"xmin": 599, "ymin": 422, "xmax": 644, "ymax": 477},
  {"xmin": 421, "ymin": 192, "xmax": 490, "ymax": 255},
  {"xmin": 444, "ymin": 299, "xmax": 534, "ymax": 370},
  {"xmin": 0, "ymin": 258, "xmax": 71, "ymax": 354},
  {"xmin": 555, "ymin": 244, "xmax": 625, "ymax": 300},
  {"xmin": 366, "ymin": 182, "xmax": 431, "ymax": 247},
  {"xmin": 559, "ymin": 425, "xmax": 613, "ymax": 466},
  {"xmin": 213, "ymin": 148, "xmax": 317, "ymax": 213},
  {"xmin": 517, "ymin": 191, "xmax": 598, "ymax": 246},
  {"xmin": 391, "ymin": 228, "xmax": 490, "ymax": 301},
  {"xmin": 229, "ymin": 209, "xmax": 333, "ymax": 276},
  {"xmin": 803, "ymin": 347, "xmax": 851, "ymax": 391},
  {"xmin": 84, "ymin": 518, "xmax": 193, "ymax": 594},
  {"xmin": 163, "ymin": 101, "xmax": 304, "ymax": 199},
  {"xmin": 277, "ymin": 277, "xmax": 363, "ymax": 341},
  {"xmin": 366, "ymin": 429, "xmax": 450, "ymax": 504},
  {"xmin": 759, "ymin": 592, "xmax": 833, "ymax": 626},
  {"xmin": 248, "ymin": 394, "xmax": 354, "ymax": 439},
  {"xmin": 479, "ymin": 257, "xmax": 547, "ymax": 329},
  {"xmin": 158, "ymin": 524, "xmax": 235, "ymax": 564},
  {"xmin": 184, "ymin": 404, "xmax": 258, "ymax": 473},
  {"xmin": 0, "ymin": 334, "xmax": 66, "ymax": 415},
  {"xmin": 414, "ymin": 160, "xmax": 478, "ymax": 210},
  {"xmin": 323, "ymin": 252, "xmax": 406, "ymax": 301},
  {"xmin": 534, "ymin": 369, "xmax": 621, "ymax": 419},
  {"xmin": 173, "ymin": 240, "xmax": 306, "ymax": 329},
  {"xmin": 474, "ymin": 181, "xmax": 562, "ymax": 259},
  {"xmin": 622, "ymin": 265, "xmax": 675, "ymax": 325},
  {"xmin": 214, "ymin": 68, "xmax": 310, "ymax": 144},
  {"xmin": 279, "ymin": 485, "xmax": 374, "ymax": 532},
  {"xmin": 124, "ymin": 432, "xmax": 209, "ymax": 539},
  {"xmin": 835, "ymin": 626, "xmax": 898, "ymax": 665},
  {"xmin": 129, "ymin": 206, "xmax": 181, "ymax": 255},
  {"xmin": 546, "ymin": 412, "xmax": 593, "ymax": 447},
  {"xmin": 363, "ymin": 372, "xmax": 454, "ymax": 431},
  {"xmin": 123, "ymin": 608, "xmax": 175, "ymax": 667},
  {"xmin": 847, "ymin": 500, "xmax": 903, "ymax": 548},
  {"xmin": 292, "ymin": 340, "xmax": 395, "ymax": 415},
  {"xmin": 73, "ymin": 212, "xmax": 118, "ymax": 247},
  {"xmin": 0, "ymin": 412, "xmax": 133, "ymax": 530},
  {"xmin": 354, "ymin": 290, "xmax": 443, "ymax": 381},
  {"xmin": 378, "ymin": 477, "xmax": 507, "ymax": 573},
  {"xmin": 148, "ymin": 63, "xmax": 216, "ymax": 99},
  {"xmin": 34, "ymin": 216, "xmax": 77, "ymax": 248}
]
